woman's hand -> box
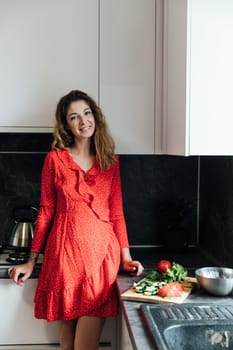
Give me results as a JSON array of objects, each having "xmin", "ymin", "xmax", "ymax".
[
  {"xmin": 121, "ymin": 247, "xmax": 144, "ymax": 275},
  {"xmin": 122, "ymin": 260, "xmax": 144, "ymax": 276},
  {"xmin": 8, "ymin": 261, "xmax": 35, "ymax": 286}
]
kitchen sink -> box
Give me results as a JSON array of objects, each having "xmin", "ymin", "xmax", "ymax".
[
  {"xmin": 164, "ymin": 324, "xmax": 232, "ymax": 349},
  {"xmin": 140, "ymin": 303, "xmax": 233, "ymax": 350}
]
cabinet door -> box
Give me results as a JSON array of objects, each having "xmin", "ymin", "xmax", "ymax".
[
  {"xmin": 0, "ymin": 279, "xmax": 59, "ymax": 344},
  {"xmin": 163, "ymin": 0, "xmax": 233, "ymax": 155},
  {"xmin": 189, "ymin": 0, "xmax": 233, "ymax": 155},
  {"xmin": 0, "ymin": 0, "xmax": 98, "ymax": 132},
  {"xmin": 99, "ymin": 0, "xmax": 156, "ymax": 154},
  {"xmin": 0, "ymin": 279, "xmax": 116, "ymax": 348},
  {"xmin": 162, "ymin": 0, "xmax": 188, "ymax": 155},
  {"xmin": 100, "ymin": 317, "xmax": 118, "ymax": 350},
  {"xmin": 0, "ymin": 346, "xmax": 59, "ymax": 350},
  {"xmin": 119, "ymin": 313, "xmax": 134, "ymax": 350}
]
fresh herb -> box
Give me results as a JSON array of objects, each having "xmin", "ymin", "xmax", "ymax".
[
  {"xmin": 160, "ymin": 262, "xmax": 188, "ymax": 282},
  {"xmin": 146, "ymin": 269, "xmax": 161, "ymax": 281}
]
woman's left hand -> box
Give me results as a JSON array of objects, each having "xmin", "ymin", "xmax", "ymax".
[{"xmin": 122, "ymin": 260, "xmax": 144, "ymax": 276}]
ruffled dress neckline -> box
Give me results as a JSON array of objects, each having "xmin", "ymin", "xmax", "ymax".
[{"xmin": 59, "ymin": 148, "xmax": 100, "ymax": 181}]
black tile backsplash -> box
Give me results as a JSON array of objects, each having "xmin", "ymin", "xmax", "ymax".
[
  {"xmin": 0, "ymin": 153, "xmax": 46, "ymax": 244},
  {"xmin": 120, "ymin": 155, "xmax": 198, "ymax": 247},
  {"xmin": 0, "ymin": 133, "xmax": 53, "ymax": 152},
  {"xmin": 199, "ymin": 157, "xmax": 233, "ymax": 267},
  {"xmin": 0, "ymin": 133, "xmax": 199, "ymax": 250},
  {"xmin": 0, "ymin": 133, "xmax": 53, "ymax": 245}
]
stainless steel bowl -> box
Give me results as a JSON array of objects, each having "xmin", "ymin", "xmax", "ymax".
[{"xmin": 195, "ymin": 267, "xmax": 233, "ymax": 296}]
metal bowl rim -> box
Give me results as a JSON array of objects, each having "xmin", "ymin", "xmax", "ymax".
[{"xmin": 195, "ymin": 267, "xmax": 233, "ymax": 280}]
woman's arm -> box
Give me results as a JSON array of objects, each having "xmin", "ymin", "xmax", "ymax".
[
  {"xmin": 109, "ymin": 160, "xmax": 144, "ymax": 275},
  {"xmin": 31, "ymin": 152, "xmax": 57, "ymax": 252}
]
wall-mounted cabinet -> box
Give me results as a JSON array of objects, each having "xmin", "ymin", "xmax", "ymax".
[
  {"xmin": 0, "ymin": 0, "xmax": 98, "ymax": 132},
  {"xmin": 0, "ymin": 0, "xmax": 163, "ymax": 155},
  {"xmin": 99, "ymin": 0, "xmax": 157, "ymax": 154},
  {"xmin": 162, "ymin": 0, "xmax": 233, "ymax": 155},
  {"xmin": 2, "ymin": 0, "xmax": 233, "ymax": 155}
]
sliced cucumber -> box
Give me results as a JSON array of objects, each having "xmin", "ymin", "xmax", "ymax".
[
  {"xmin": 145, "ymin": 285, "xmax": 156, "ymax": 292},
  {"xmin": 144, "ymin": 291, "xmax": 155, "ymax": 296}
]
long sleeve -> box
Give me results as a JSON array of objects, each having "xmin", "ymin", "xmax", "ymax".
[
  {"xmin": 109, "ymin": 159, "xmax": 129, "ymax": 248},
  {"xmin": 31, "ymin": 152, "xmax": 56, "ymax": 253}
]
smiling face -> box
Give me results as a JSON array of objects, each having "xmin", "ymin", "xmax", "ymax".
[{"xmin": 66, "ymin": 100, "xmax": 95, "ymax": 141}]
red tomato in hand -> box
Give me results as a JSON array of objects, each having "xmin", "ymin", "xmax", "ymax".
[
  {"xmin": 157, "ymin": 282, "xmax": 184, "ymax": 298},
  {"xmin": 156, "ymin": 260, "xmax": 172, "ymax": 273}
]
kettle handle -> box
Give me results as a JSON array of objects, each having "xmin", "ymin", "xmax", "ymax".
[{"xmin": 12, "ymin": 205, "xmax": 38, "ymax": 223}]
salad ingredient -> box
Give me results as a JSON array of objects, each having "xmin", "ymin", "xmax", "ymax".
[
  {"xmin": 147, "ymin": 261, "xmax": 187, "ymax": 283},
  {"xmin": 133, "ymin": 280, "xmax": 167, "ymax": 296},
  {"xmin": 161, "ymin": 262, "xmax": 188, "ymax": 282},
  {"xmin": 132, "ymin": 261, "xmax": 188, "ymax": 298},
  {"xmin": 157, "ymin": 282, "xmax": 184, "ymax": 298},
  {"xmin": 157, "ymin": 260, "xmax": 172, "ymax": 273}
]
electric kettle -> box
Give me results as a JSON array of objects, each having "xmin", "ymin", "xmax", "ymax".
[{"xmin": 8, "ymin": 205, "xmax": 38, "ymax": 250}]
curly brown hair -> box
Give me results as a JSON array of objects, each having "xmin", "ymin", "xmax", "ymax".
[{"xmin": 52, "ymin": 90, "xmax": 116, "ymax": 170}]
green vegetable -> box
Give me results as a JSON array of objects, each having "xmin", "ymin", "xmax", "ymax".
[
  {"xmin": 146, "ymin": 270, "xmax": 161, "ymax": 281},
  {"xmin": 146, "ymin": 261, "xmax": 187, "ymax": 283},
  {"xmin": 131, "ymin": 261, "xmax": 188, "ymax": 296},
  {"xmin": 160, "ymin": 262, "xmax": 188, "ymax": 282},
  {"xmin": 132, "ymin": 280, "xmax": 166, "ymax": 296}
]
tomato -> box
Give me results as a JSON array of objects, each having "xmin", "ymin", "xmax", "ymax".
[
  {"xmin": 157, "ymin": 282, "xmax": 184, "ymax": 298},
  {"xmin": 156, "ymin": 260, "xmax": 172, "ymax": 273}
]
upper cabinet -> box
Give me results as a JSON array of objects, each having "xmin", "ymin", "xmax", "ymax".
[
  {"xmin": 162, "ymin": 0, "xmax": 233, "ymax": 155},
  {"xmin": 0, "ymin": 0, "xmax": 161, "ymax": 155},
  {"xmin": 2, "ymin": 0, "xmax": 233, "ymax": 155},
  {"xmin": 99, "ymin": 0, "xmax": 157, "ymax": 154},
  {"xmin": 0, "ymin": 0, "xmax": 98, "ymax": 132}
]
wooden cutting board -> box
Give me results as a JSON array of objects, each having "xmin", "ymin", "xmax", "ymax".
[{"xmin": 120, "ymin": 277, "xmax": 197, "ymax": 304}]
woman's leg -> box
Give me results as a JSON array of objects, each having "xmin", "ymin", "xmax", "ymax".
[
  {"xmin": 74, "ymin": 316, "xmax": 105, "ymax": 350},
  {"xmin": 59, "ymin": 319, "xmax": 77, "ymax": 350}
]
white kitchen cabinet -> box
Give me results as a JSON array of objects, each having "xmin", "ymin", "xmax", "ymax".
[
  {"xmin": 0, "ymin": 347, "xmax": 59, "ymax": 350},
  {"xmin": 162, "ymin": 0, "xmax": 233, "ymax": 155},
  {"xmin": 99, "ymin": 0, "xmax": 158, "ymax": 154},
  {"xmin": 0, "ymin": 0, "xmax": 164, "ymax": 155},
  {"xmin": 0, "ymin": 0, "xmax": 98, "ymax": 132},
  {"xmin": 0, "ymin": 278, "xmax": 118, "ymax": 349},
  {"xmin": 119, "ymin": 311, "xmax": 134, "ymax": 350},
  {"xmin": 0, "ymin": 279, "xmax": 59, "ymax": 345}
]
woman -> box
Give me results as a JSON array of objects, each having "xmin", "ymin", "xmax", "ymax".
[{"xmin": 8, "ymin": 90, "xmax": 144, "ymax": 350}]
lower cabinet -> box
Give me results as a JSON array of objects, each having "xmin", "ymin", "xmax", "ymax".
[
  {"xmin": 118, "ymin": 311, "xmax": 134, "ymax": 350},
  {"xmin": 0, "ymin": 279, "xmax": 59, "ymax": 345},
  {"xmin": 0, "ymin": 345, "xmax": 113, "ymax": 350},
  {"xmin": 0, "ymin": 347, "xmax": 59, "ymax": 350},
  {"xmin": 100, "ymin": 317, "xmax": 119, "ymax": 350},
  {"xmin": 0, "ymin": 279, "xmax": 118, "ymax": 349}
]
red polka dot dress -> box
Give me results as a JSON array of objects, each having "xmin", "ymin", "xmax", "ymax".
[{"xmin": 31, "ymin": 149, "xmax": 129, "ymax": 321}]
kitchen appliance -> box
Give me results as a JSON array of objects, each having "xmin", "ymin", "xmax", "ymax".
[
  {"xmin": 6, "ymin": 251, "xmax": 30, "ymax": 264},
  {"xmin": 0, "ymin": 248, "xmax": 43, "ymax": 277},
  {"xmin": 7, "ymin": 205, "xmax": 38, "ymax": 251},
  {"xmin": 0, "ymin": 248, "xmax": 32, "ymax": 265}
]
